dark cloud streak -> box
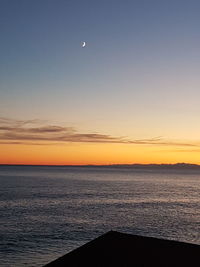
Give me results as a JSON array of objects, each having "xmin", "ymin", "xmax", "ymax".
[{"xmin": 0, "ymin": 117, "xmax": 199, "ymax": 147}]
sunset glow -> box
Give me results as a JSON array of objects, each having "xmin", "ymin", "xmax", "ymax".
[{"xmin": 1, "ymin": 1, "xmax": 200, "ymax": 165}]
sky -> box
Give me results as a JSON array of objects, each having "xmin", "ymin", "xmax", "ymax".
[{"xmin": 1, "ymin": 0, "xmax": 200, "ymax": 165}]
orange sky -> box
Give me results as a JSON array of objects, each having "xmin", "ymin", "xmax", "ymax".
[
  {"xmin": 1, "ymin": 141, "xmax": 200, "ymax": 165},
  {"xmin": 0, "ymin": 117, "xmax": 200, "ymax": 165}
]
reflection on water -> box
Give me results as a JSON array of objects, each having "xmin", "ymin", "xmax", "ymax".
[{"xmin": 0, "ymin": 166, "xmax": 199, "ymax": 266}]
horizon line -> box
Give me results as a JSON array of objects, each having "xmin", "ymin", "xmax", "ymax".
[{"xmin": 1, "ymin": 162, "xmax": 200, "ymax": 167}]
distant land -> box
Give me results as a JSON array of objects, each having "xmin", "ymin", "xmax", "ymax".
[{"xmin": 1, "ymin": 163, "xmax": 200, "ymax": 169}]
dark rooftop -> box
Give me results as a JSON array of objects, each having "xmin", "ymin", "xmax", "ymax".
[{"xmin": 44, "ymin": 231, "xmax": 200, "ymax": 266}]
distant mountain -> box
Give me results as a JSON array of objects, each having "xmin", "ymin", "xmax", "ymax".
[
  {"xmin": 101, "ymin": 163, "xmax": 200, "ymax": 169},
  {"xmin": 1, "ymin": 163, "xmax": 200, "ymax": 169}
]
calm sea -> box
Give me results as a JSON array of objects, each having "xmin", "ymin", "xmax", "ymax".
[{"xmin": 0, "ymin": 165, "xmax": 199, "ymax": 266}]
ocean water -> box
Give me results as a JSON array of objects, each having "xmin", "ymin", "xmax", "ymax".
[{"xmin": 0, "ymin": 166, "xmax": 199, "ymax": 267}]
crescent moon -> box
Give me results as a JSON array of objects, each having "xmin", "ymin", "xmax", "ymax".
[{"xmin": 82, "ymin": 42, "xmax": 86, "ymax": 47}]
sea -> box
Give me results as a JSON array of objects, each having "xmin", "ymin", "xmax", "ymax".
[{"xmin": 0, "ymin": 165, "xmax": 199, "ymax": 267}]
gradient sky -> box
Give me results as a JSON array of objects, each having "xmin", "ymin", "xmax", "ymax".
[{"xmin": 1, "ymin": 0, "xmax": 200, "ymax": 164}]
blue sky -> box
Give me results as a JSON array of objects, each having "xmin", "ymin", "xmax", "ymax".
[{"xmin": 1, "ymin": 0, "xmax": 200, "ymax": 140}]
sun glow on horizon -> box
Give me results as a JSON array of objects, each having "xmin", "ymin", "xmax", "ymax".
[{"xmin": 1, "ymin": 141, "xmax": 200, "ymax": 166}]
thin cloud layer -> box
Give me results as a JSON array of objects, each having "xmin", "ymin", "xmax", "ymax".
[
  {"xmin": 0, "ymin": 117, "xmax": 125, "ymax": 144},
  {"xmin": 0, "ymin": 117, "xmax": 198, "ymax": 147}
]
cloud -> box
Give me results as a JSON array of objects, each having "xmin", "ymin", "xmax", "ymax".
[
  {"xmin": 0, "ymin": 117, "xmax": 124, "ymax": 144},
  {"xmin": 0, "ymin": 117, "xmax": 43, "ymax": 127},
  {"xmin": 159, "ymin": 148, "xmax": 200, "ymax": 153},
  {"xmin": 128, "ymin": 139, "xmax": 197, "ymax": 147},
  {"xmin": 0, "ymin": 117, "xmax": 199, "ymax": 147}
]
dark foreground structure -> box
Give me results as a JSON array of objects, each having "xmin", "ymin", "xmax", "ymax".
[{"xmin": 44, "ymin": 231, "xmax": 200, "ymax": 267}]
